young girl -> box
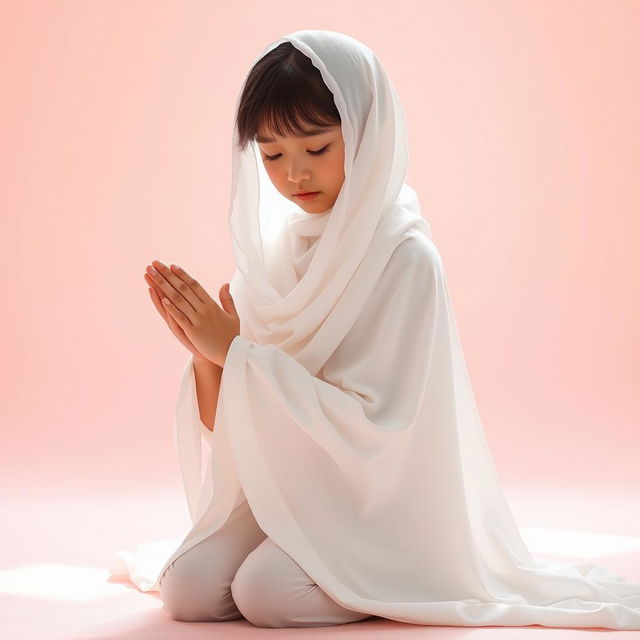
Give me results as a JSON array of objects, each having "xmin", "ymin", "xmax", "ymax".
[{"xmin": 117, "ymin": 29, "xmax": 640, "ymax": 629}]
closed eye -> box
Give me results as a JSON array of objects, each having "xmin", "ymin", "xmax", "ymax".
[{"xmin": 263, "ymin": 144, "xmax": 331, "ymax": 162}]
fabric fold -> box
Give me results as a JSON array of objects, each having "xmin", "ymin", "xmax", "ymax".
[{"xmin": 111, "ymin": 231, "xmax": 640, "ymax": 629}]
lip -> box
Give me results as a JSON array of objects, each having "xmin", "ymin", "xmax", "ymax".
[{"xmin": 294, "ymin": 191, "xmax": 321, "ymax": 201}]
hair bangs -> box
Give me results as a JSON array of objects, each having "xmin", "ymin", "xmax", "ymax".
[{"xmin": 236, "ymin": 42, "xmax": 341, "ymax": 152}]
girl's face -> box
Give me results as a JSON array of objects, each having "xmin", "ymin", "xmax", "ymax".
[{"xmin": 256, "ymin": 123, "xmax": 345, "ymax": 214}]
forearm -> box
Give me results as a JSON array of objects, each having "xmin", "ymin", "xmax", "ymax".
[{"xmin": 193, "ymin": 358, "xmax": 223, "ymax": 432}]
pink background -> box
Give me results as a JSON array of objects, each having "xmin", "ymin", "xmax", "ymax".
[{"xmin": 2, "ymin": 0, "xmax": 638, "ymax": 508}]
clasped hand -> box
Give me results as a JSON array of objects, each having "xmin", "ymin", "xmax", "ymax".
[{"xmin": 144, "ymin": 260, "xmax": 240, "ymax": 368}]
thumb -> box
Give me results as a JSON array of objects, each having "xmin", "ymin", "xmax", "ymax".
[{"xmin": 219, "ymin": 282, "xmax": 237, "ymax": 317}]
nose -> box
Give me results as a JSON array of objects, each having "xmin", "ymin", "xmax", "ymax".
[{"xmin": 286, "ymin": 160, "xmax": 311, "ymax": 185}]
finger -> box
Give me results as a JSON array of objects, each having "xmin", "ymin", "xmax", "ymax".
[
  {"xmin": 148, "ymin": 277, "xmax": 195, "ymax": 346},
  {"xmin": 152, "ymin": 260, "xmax": 205, "ymax": 311},
  {"xmin": 167, "ymin": 263, "xmax": 218, "ymax": 308},
  {"xmin": 149, "ymin": 285, "xmax": 196, "ymax": 358},
  {"xmin": 161, "ymin": 294, "xmax": 190, "ymax": 327},
  {"xmin": 165, "ymin": 305, "xmax": 182, "ymax": 333},
  {"xmin": 149, "ymin": 282, "xmax": 190, "ymax": 340},
  {"xmin": 145, "ymin": 273, "xmax": 173, "ymax": 321},
  {"xmin": 218, "ymin": 282, "xmax": 236, "ymax": 317},
  {"xmin": 147, "ymin": 282, "xmax": 169, "ymax": 322},
  {"xmin": 146, "ymin": 262, "xmax": 197, "ymax": 324}
]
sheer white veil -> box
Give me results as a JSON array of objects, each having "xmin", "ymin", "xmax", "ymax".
[{"xmin": 227, "ymin": 29, "xmax": 432, "ymax": 374}]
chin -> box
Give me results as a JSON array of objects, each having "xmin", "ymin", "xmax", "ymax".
[{"xmin": 303, "ymin": 199, "xmax": 330, "ymax": 212}]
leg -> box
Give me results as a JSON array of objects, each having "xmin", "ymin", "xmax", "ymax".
[
  {"xmin": 230, "ymin": 536, "xmax": 374, "ymax": 628},
  {"xmin": 159, "ymin": 499, "xmax": 267, "ymax": 622}
]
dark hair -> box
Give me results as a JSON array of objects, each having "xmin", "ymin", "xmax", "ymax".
[{"xmin": 235, "ymin": 42, "xmax": 341, "ymax": 153}]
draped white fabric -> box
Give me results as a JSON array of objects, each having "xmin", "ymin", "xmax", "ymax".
[{"xmin": 109, "ymin": 29, "xmax": 640, "ymax": 629}]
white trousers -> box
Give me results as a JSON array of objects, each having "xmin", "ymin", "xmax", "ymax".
[{"xmin": 158, "ymin": 498, "xmax": 375, "ymax": 628}]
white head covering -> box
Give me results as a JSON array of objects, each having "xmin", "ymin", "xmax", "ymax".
[
  {"xmin": 286, "ymin": 206, "xmax": 332, "ymax": 280},
  {"xmin": 109, "ymin": 29, "xmax": 640, "ymax": 630},
  {"xmin": 227, "ymin": 29, "xmax": 431, "ymax": 374}
]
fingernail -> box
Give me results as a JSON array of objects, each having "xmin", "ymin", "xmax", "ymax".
[{"xmin": 148, "ymin": 266, "xmax": 157, "ymax": 276}]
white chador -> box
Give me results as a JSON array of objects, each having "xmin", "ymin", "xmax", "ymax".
[{"xmin": 110, "ymin": 30, "xmax": 640, "ymax": 629}]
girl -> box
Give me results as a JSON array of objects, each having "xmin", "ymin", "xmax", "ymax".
[{"xmin": 117, "ymin": 29, "xmax": 640, "ymax": 629}]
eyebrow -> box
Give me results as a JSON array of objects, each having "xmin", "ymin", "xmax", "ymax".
[{"xmin": 256, "ymin": 126, "xmax": 336, "ymax": 143}]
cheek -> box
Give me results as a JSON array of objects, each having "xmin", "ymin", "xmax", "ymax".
[
  {"xmin": 264, "ymin": 164, "xmax": 280, "ymax": 182},
  {"xmin": 330, "ymin": 157, "xmax": 345, "ymax": 182},
  {"xmin": 266, "ymin": 166, "xmax": 290, "ymax": 192}
]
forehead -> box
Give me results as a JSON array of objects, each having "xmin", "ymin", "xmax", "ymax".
[{"xmin": 256, "ymin": 124, "xmax": 340, "ymax": 144}]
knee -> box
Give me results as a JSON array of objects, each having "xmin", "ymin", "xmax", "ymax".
[
  {"xmin": 159, "ymin": 560, "xmax": 241, "ymax": 622},
  {"xmin": 230, "ymin": 548, "xmax": 287, "ymax": 628},
  {"xmin": 231, "ymin": 542, "xmax": 375, "ymax": 628}
]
